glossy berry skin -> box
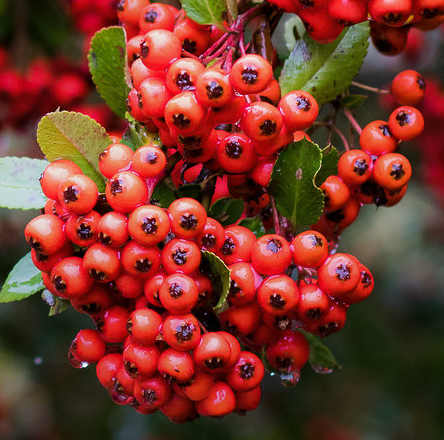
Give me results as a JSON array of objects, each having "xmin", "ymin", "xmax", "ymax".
[
  {"xmin": 132, "ymin": 145, "xmax": 167, "ymax": 178},
  {"xmin": 388, "ymin": 106, "xmax": 425, "ymax": 141},
  {"xmin": 194, "ymin": 274, "xmax": 213, "ymax": 304},
  {"xmin": 99, "ymin": 306, "xmax": 129, "ymax": 344},
  {"xmin": 338, "ymin": 149, "xmax": 373, "ymax": 186},
  {"xmin": 241, "ymin": 102, "xmax": 283, "ymax": 142},
  {"xmin": 226, "ymin": 351, "xmax": 264, "ymax": 392},
  {"xmin": 360, "ymin": 120, "xmax": 398, "ymax": 155},
  {"xmin": 179, "ymin": 370, "xmax": 214, "ymax": 401},
  {"xmin": 117, "ymin": 0, "xmax": 150, "ymax": 26},
  {"xmin": 123, "ymin": 343, "xmax": 160, "ymax": 378},
  {"xmin": 345, "ymin": 264, "xmax": 375, "ymax": 304},
  {"xmin": 297, "ymin": 283, "xmax": 330, "ymax": 321},
  {"xmin": 318, "ymin": 253, "xmax": 361, "ymax": 297},
  {"xmin": 196, "ymin": 381, "xmax": 236, "ymax": 417},
  {"xmin": 138, "ymin": 77, "xmax": 171, "ymax": 119},
  {"xmin": 112, "ymin": 367, "xmax": 135, "ymax": 405},
  {"xmin": 141, "ymin": 30, "xmax": 182, "ymax": 71},
  {"xmin": 279, "ymin": 90, "xmax": 319, "ymax": 131},
  {"xmin": 300, "ymin": 8, "xmax": 344, "ymax": 43},
  {"xmin": 105, "ymin": 171, "xmax": 148, "ymax": 213},
  {"xmin": 133, "ymin": 375, "xmax": 171, "ymax": 409},
  {"xmin": 267, "ymin": 330, "xmax": 310, "ymax": 375},
  {"xmin": 128, "ymin": 205, "xmax": 170, "ymax": 246},
  {"xmin": 121, "ymin": 241, "xmax": 161, "ymax": 279},
  {"xmin": 127, "ymin": 35, "xmax": 145, "ymax": 63},
  {"xmin": 71, "ymin": 285, "xmax": 113, "ymax": 317},
  {"xmin": 162, "ymin": 314, "xmax": 201, "ymax": 351},
  {"xmin": 230, "ymin": 54, "xmax": 273, "ymax": 94},
  {"xmin": 368, "ymin": 0, "xmax": 413, "ymax": 27},
  {"xmin": 66, "ymin": 210, "xmax": 101, "ymax": 247},
  {"xmin": 58, "ymin": 174, "xmax": 98, "ymax": 215},
  {"xmin": 328, "ymin": 0, "xmax": 368, "ymax": 25},
  {"xmin": 220, "ymin": 225, "xmax": 256, "ymax": 265},
  {"xmin": 161, "ymin": 393, "xmax": 196, "ymax": 423},
  {"xmin": 309, "ymin": 302, "xmax": 347, "ymax": 337},
  {"xmin": 98, "ymin": 143, "xmax": 134, "ymax": 178},
  {"xmin": 158, "ymin": 348, "xmax": 195, "ymax": 383},
  {"xmin": 40, "ymin": 160, "xmax": 83, "ymax": 200},
  {"xmin": 96, "ymin": 353, "xmax": 122, "ymax": 389},
  {"xmin": 391, "ymin": 70, "xmax": 426, "ymax": 105},
  {"xmin": 25, "ymin": 214, "xmax": 66, "ymax": 255},
  {"xmin": 113, "ymin": 272, "xmax": 143, "ymax": 299},
  {"xmin": 72, "ymin": 329, "xmax": 105, "ymax": 363},
  {"xmin": 166, "ymin": 57, "xmax": 205, "ymax": 95},
  {"xmin": 257, "ymin": 275, "xmax": 299, "ymax": 316},
  {"xmin": 128, "ymin": 309, "xmax": 162, "ymax": 346},
  {"xmin": 97, "ymin": 212, "xmax": 129, "ymax": 248},
  {"xmin": 373, "ymin": 153, "xmax": 412, "ymax": 190},
  {"xmin": 50, "ymin": 257, "xmax": 93, "ymax": 298},
  {"xmin": 228, "ymin": 262, "xmax": 257, "ymax": 306},
  {"xmin": 197, "ymin": 217, "xmax": 224, "ymax": 253},
  {"xmin": 217, "ymin": 133, "xmax": 257, "ymax": 174},
  {"xmin": 173, "ymin": 17, "xmax": 211, "ymax": 56},
  {"xmin": 196, "ymin": 69, "xmax": 232, "ymax": 107},
  {"xmin": 161, "ymin": 238, "xmax": 201, "ymax": 275},
  {"xmin": 321, "ymin": 175, "xmax": 351, "ymax": 211},
  {"xmin": 83, "ymin": 244, "xmax": 121, "ymax": 282},
  {"xmin": 159, "ymin": 273, "xmax": 199, "ymax": 314},
  {"xmin": 292, "ymin": 230, "xmax": 329, "ymax": 269},
  {"xmin": 236, "ymin": 386, "xmax": 261, "ymax": 413},
  {"xmin": 259, "ymin": 79, "xmax": 281, "ymax": 105},
  {"xmin": 139, "ymin": 3, "xmax": 176, "ymax": 33},
  {"xmin": 219, "ymin": 331, "xmax": 241, "ymax": 369},
  {"xmin": 31, "ymin": 244, "xmax": 72, "ymax": 273},
  {"xmin": 251, "ymin": 234, "xmax": 292, "ymax": 276},
  {"xmin": 194, "ymin": 332, "xmax": 232, "ymax": 372},
  {"xmin": 144, "ymin": 273, "xmax": 165, "ymax": 307},
  {"xmin": 168, "ymin": 198, "xmax": 207, "ymax": 239}
]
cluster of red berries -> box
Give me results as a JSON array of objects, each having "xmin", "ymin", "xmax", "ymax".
[
  {"xmin": 23, "ymin": 138, "xmax": 375, "ymax": 420},
  {"xmin": 118, "ymin": 0, "xmax": 319, "ymax": 176},
  {"xmin": 0, "ymin": 53, "xmax": 108, "ymax": 129},
  {"xmin": 266, "ymin": 0, "xmax": 444, "ymax": 52},
  {"xmin": 68, "ymin": 0, "xmax": 118, "ymax": 36}
]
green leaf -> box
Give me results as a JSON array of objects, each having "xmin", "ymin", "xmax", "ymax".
[
  {"xmin": 88, "ymin": 26, "xmax": 131, "ymax": 118},
  {"xmin": 272, "ymin": 13, "xmax": 306, "ymax": 60},
  {"xmin": 341, "ymin": 94, "xmax": 368, "ymax": 109},
  {"xmin": 239, "ymin": 217, "xmax": 266, "ymax": 237},
  {"xmin": 279, "ymin": 22, "xmax": 370, "ymax": 104},
  {"xmin": 200, "ymin": 251, "xmax": 231, "ymax": 314},
  {"xmin": 177, "ymin": 183, "xmax": 202, "ymax": 200},
  {"xmin": 182, "ymin": 0, "xmax": 226, "ymax": 27},
  {"xmin": 37, "ymin": 111, "xmax": 110, "ymax": 192},
  {"xmin": 122, "ymin": 116, "xmax": 161, "ymax": 151},
  {"xmin": 301, "ymin": 330, "xmax": 341, "ymax": 374},
  {"xmin": 316, "ymin": 145, "xmax": 340, "ymax": 186},
  {"xmin": 0, "ymin": 157, "xmax": 48, "ymax": 210},
  {"xmin": 209, "ymin": 198, "xmax": 245, "ymax": 226},
  {"xmin": 151, "ymin": 180, "xmax": 176, "ymax": 208},
  {"xmin": 0, "ymin": 253, "xmax": 44, "ymax": 303},
  {"xmin": 41, "ymin": 290, "xmax": 71, "ymax": 316},
  {"xmin": 269, "ymin": 139, "xmax": 324, "ymax": 228}
]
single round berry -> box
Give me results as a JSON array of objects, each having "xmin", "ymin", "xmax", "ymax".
[
  {"xmin": 291, "ymin": 230, "xmax": 329, "ymax": 268},
  {"xmin": 251, "ymin": 234, "xmax": 292, "ymax": 276},
  {"xmin": 257, "ymin": 275, "xmax": 299, "ymax": 316}
]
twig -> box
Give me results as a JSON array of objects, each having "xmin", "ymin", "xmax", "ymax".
[
  {"xmin": 351, "ymin": 81, "xmax": 389, "ymax": 94},
  {"xmin": 343, "ymin": 108, "xmax": 362, "ymax": 136},
  {"xmin": 270, "ymin": 197, "xmax": 281, "ymax": 236}
]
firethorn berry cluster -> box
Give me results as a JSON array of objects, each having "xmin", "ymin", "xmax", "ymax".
[
  {"xmin": 266, "ymin": 0, "xmax": 444, "ymax": 54},
  {"xmin": 117, "ymin": 0, "xmax": 319, "ymax": 173},
  {"xmin": 68, "ymin": 0, "xmax": 118, "ymax": 36}
]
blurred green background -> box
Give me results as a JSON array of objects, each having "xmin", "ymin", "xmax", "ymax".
[{"xmin": 1, "ymin": 1, "xmax": 444, "ymax": 439}]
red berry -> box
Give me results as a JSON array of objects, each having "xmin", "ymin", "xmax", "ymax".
[
  {"xmin": 168, "ymin": 198, "xmax": 207, "ymax": 239},
  {"xmin": 58, "ymin": 174, "xmax": 98, "ymax": 214},
  {"xmin": 159, "ymin": 273, "xmax": 199, "ymax": 314},
  {"xmin": 291, "ymin": 230, "xmax": 329, "ymax": 268},
  {"xmin": 230, "ymin": 54, "xmax": 273, "ymax": 94},
  {"xmin": 72, "ymin": 329, "xmax": 105, "ymax": 363},
  {"xmin": 162, "ymin": 314, "xmax": 202, "ymax": 351},
  {"xmin": 279, "ymin": 90, "xmax": 319, "ymax": 131},
  {"xmin": 257, "ymin": 275, "xmax": 299, "ymax": 315},
  {"xmin": 373, "ymin": 152, "xmax": 412, "ymax": 190},
  {"xmin": 50, "ymin": 257, "xmax": 93, "ymax": 298},
  {"xmin": 388, "ymin": 106, "xmax": 424, "ymax": 140},
  {"xmin": 25, "ymin": 214, "xmax": 66, "ymax": 255},
  {"xmin": 128, "ymin": 308, "xmax": 162, "ymax": 346},
  {"xmin": 196, "ymin": 381, "xmax": 236, "ymax": 417},
  {"xmin": 128, "ymin": 204, "xmax": 170, "ymax": 246},
  {"xmin": 251, "ymin": 234, "xmax": 292, "ymax": 276},
  {"xmin": 40, "ymin": 160, "xmax": 83, "ymax": 200},
  {"xmin": 391, "ymin": 70, "xmax": 426, "ymax": 105},
  {"xmin": 98, "ymin": 143, "xmax": 134, "ymax": 178}
]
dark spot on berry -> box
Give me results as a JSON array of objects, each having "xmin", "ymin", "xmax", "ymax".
[
  {"xmin": 140, "ymin": 41, "xmax": 149, "ymax": 58},
  {"xmin": 239, "ymin": 362, "xmax": 255, "ymax": 379},
  {"xmin": 53, "ymin": 275, "xmax": 66, "ymax": 292},
  {"xmin": 135, "ymin": 258, "xmax": 152, "ymax": 272},
  {"xmin": 172, "ymin": 248, "xmax": 188, "ymax": 266},
  {"xmin": 221, "ymin": 237, "xmax": 235, "ymax": 255},
  {"xmin": 169, "ymin": 282, "xmax": 183, "ymax": 298},
  {"xmin": 182, "ymin": 39, "xmax": 197, "ymax": 53},
  {"xmin": 422, "ymin": 7, "xmax": 439, "ymax": 18},
  {"xmin": 81, "ymin": 302, "xmax": 101, "ymax": 314},
  {"xmin": 77, "ymin": 223, "xmax": 93, "ymax": 240},
  {"xmin": 310, "ymin": 234, "xmax": 323, "ymax": 247},
  {"xmin": 300, "ymin": 0, "xmax": 314, "ymax": 5},
  {"xmin": 361, "ymin": 271, "xmax": 372, "ymax": 288},
  {"xmin": 180, "ymin": 214, "xmax": 198, "ymax": 230},
  {"xmin": 353, "ymin": 158, "xmax": 369, "ymax": 176},
  {"xmin": 178, "ymin": 135, "xmax": 202, "ymax": 149},
  {"xmin": 241, "ymin": 67, "xmax": 258, "ymax": 85},
  {"xmin": 175, "ymin": 72, "xmax": 193, "ymax": 90},
  {"xmin": 383, "ymin": 12, "xmax": 403, "ymax": 24},
  {"xmin": 175, "ymin": 323, "xmax": 195, "ymax": 342},
  {"xmin": 335, "ymin": 264, "xmax": 351, "ymax": 281},
  {"xmin": 137, "ymin": 91, "xmax": 143, "ymax": 108},
  {"xmin": 172, "ymin": 113, "xmax": 191, "ymax": 129},
  {"xmin": 144, "ymin": 9, "xmax": 158, "ymax": 22},
  {"xmin": 295, "ymin": 95, "xmax": 311, "ymax": 111},
  {"xmin": 318, "ymin": 321, "xmax": 339, "ymax": 337},
  {"xmin": 126, "ymin": 319, "xmax": 133, "ymax": 334},
  {"xmin": 373, "ymin": 38, "xmax": 395, "ymax": 55},
  {"xmin": 36, "ymin": 252, "xmax": 48, "ymax": 261},
  {"xmin": 379, "ymin": 124, "xmax": 393, "ymax": 137},
  {"xmin": 116, "ymin": 0, "xmax": 124, "ymax": 11},
  {"xmin": 417, "ymin": 75, "xmax": 425, "ymax": 90},
  {"xmin": 395, "ymin": 110, "xmax": 411, "ymax": 127},
  {"xmin": 202, "ymin": 233, "xmax": 216, "ymax": 249},
  {"xmin": 225, "ymin": 140, "xmax": 242, "ymax": 158},
  {"xmin": 326, "ymin": 208, "xmax": 345, "ymax": 224},
  {"xmin": 275, "ymin": 356, "xmax": 292, "ymax": 370},
  {"xmin": 306, "ymin": 307, "xmax": 322, "ymax": 320},
  {"xmin": 229, "ymin": 280, "xmax": 241, "ymax": 297},
  {"xmin": 205, "ymin": 357, "xmax": 224, "ymax": 369},
  {"xmin": 390, "ymin": 163, "xmax": 405, "ymax": 180},
  {"xmin": 206, "ymin": 80, "xmax": 223, "ymax": 99},
  {"xmin": 29, "ymin": 237, "xmax": 42, "ymax": 252},
  {"xmin": 274, "ymin": 315, "xmax": 291, "ymax": 330},
  {"xmin": 124, "ymin": 361, "xmax": 138, "ymax": 377},
  {"xmin": 110, "ymin": 179, "xmax": 123, "ymax": 195},
  {"xmin": 142, "ymin": 217, "xmax": 158, "ymax": 235},
  {"xmin": 89, "ymin": 269, "xmax": 107, "ymax": 281},
  {"xmin": 99, "ymin": 151, "xmax": 108, "ymax": 161},
  {"xmin": 63, "ymin": 186, "xmax": 79, "ymax": 203},
  {"xmin": 259, "ymin": 119, "xmax": 277, "ymax": 136},
  {"xmin": 98, "ymin": 232, "xmax": 112, "ymax": 245},
  {"xmin": 266, "ymin": 238, "xmax": 282, "ymax": 254},
  {"xmin": 269, "ymin": 293, "xmax": 286, "ymax": 309},
  {"xmin": 143, "ymin": 389, "xmax": 157, "ymax": 404},
  {"xmin": 145, "ymin": 151, "xmax": 158, "ymax": 164}
]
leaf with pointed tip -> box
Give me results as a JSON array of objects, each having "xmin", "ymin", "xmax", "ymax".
[
  {"xmin": 182, "ymin": 0, "xmax": 226, "ymax": 27},
  {"xmin": 301, "ymin": 330, "xmax": 341, "ymax": 374},
  {"xmin": 151, "ymin": 180, "xmax": 176, "ymax": 208},
  {"xmin": 37, "ymin": 111, "xmax": 110, "ymax": 191},
  {"xmin": 88, "ymin": 26, "xmax": 131, "ymax": 118},
  {"xmin": 0, "ymin": 157, "xmax": 48, "ymax": 210},
  {"xmin": 0, "ymin": 253, "xmax": 44, "ymax": 303},
  {"xmin": 316, "ymin": 145, "xmax": 340, "ymax": 186}
]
